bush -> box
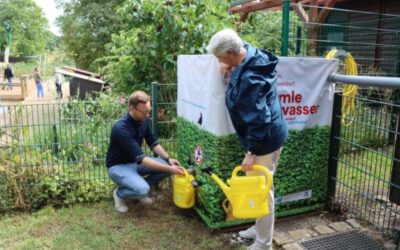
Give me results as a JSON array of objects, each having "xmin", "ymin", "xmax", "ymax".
[{"xmin": 98, "ymin": 0, "xmax": 235, "ymax": 93}]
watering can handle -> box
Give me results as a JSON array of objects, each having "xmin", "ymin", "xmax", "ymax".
[
  {"xmin": 181, "ymin": 168, "xmax": 190, "ymax": 181},
  {"xmin": 232, "ymin": 165, "xmax": 273, "ymax": 191},
  {"xmin": 222, "ymin": 198, "xmax": 230, "ymax": 213}
]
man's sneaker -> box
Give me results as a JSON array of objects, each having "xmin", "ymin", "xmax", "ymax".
[
  {"xmin": 239, "ymin": 225, "xmax": 257, "ymax": 239},
  {"xmin": 138, "ymin": 196, "xmax": 154, "ymax": 205},
  {"xmin": 113, "ymin": 188, "xmax": 128, "ymax": 213}
]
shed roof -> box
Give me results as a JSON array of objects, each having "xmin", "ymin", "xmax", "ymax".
[{"xmin": 55, "ymin": 66, "xmax": 105, "ymax": 85}]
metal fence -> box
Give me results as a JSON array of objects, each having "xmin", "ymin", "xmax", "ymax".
[
  {"xmin": 0, "ymin": 100, "xmax": 123, "ymax": 210},
  {"xmin": 0, "ymin": 89, "xmax": 177, "ymax": 211},
  {"xmin": 282, "ymin": 3, "xmax": 400, "ymax": 235},
  {"xmin": 151, "ymin": 83, "xmax": 178, "ymax": 156},
  {"xmin": 328, "ymin": 78, "xmax": 400, "ymax": 236}
]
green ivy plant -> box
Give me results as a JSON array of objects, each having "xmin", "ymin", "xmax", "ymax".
[{"xmin": 178, "ymin": 117, "xmax": 331, "ymax": 226}]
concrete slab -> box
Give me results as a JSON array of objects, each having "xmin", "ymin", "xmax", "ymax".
[
  {"xmin": 282, "ymin": 243, "xmax": 305, "ymax": 250},
  {"xmin": 329, "ymin": 222, "xmax": 353, "ymax": 232},
  {"xmin": 288, "ymin": 229, "xmax": 317, "ymax": 242},
  {"xmin": 314, "ymin": 225, "xmax": 335, "ymax": 235},
  {"xmin": 346, "ymin": 219, "xmax": 362, "ymax": 229},
  {"xmin": 274, "ymin": 231, "xmax": 294, "ymax": 246}
]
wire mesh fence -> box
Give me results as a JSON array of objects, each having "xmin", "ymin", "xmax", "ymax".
[
  {"xmin": 152, "ymin": 83, "xmax": 178, "ymax": 158},
  {"xmin": 0, "ymin": 101, "xmax": 124, "ymax": 210},
  {"xmin": 285, "ymin": 3, "xmax": 400, "ymax": 235},
  {"xmin": 329, "ymin": 90, "xmax": 400, "ymax": 235},
  {"xmin": 0, "ymin": 88, "xmax": 177, "ymax": 211}
]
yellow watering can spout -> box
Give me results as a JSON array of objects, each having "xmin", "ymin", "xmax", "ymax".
[
  {"xmin": 201, "ymin": 166, "xmax": 232, "ymax": 199},
  {"xmin": 210, "ymin": 173, "xmax": 231, "ymax": 197}
]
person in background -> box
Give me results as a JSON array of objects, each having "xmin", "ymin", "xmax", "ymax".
[
  {"xmin": 207, "ymin": 28, "xmax": 288, "ymax": 250},
  {"xmin": 34, "ymin": 67, "xmax": 44, "ymax": 98},
  {"xmin": 106, "ymin": 90, "xmax": 184, "ymax": 213},
  {"xmin": 54, "ymin": 72, "xmax": 63, "ymax": 98},
  {"xmin": 4, "ymin": 64, "xmax": 14, "ymax": 90}
]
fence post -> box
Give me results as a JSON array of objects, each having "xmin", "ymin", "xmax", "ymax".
[
  {"xmin": 52, "ymin": 125, "xmax": 59, "ymax": 155},
  {"xmin": 295, "ymin": 26, "xmax": 302, "ymax": 55},
  {"xmin": 151, "ymin": 81, "xmax": 159, "ymax": 139},
  {"xmin": 389, "ymin": 46, "xmax": 400, "ymax": 143},
  {"xmin": 281, "ymin": 0, "xmax": 290, "ymax": 56},
  {"xmin": 326, "ymin": 92, "xmax": 342, "ymax": 209},
  {"xmin": 389, "ymin": 110, "xmax": 400, "ymax": 204}
]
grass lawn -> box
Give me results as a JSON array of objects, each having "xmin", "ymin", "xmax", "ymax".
[
  {"xmin": 0, "ymin": 188, "xmax": 244, "ymax": 250},
  {"xmin": 338, "ymin": 146, "xmax": 393, "ymax": 190}
]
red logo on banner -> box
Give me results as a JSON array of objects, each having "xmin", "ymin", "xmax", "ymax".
[{"xmin": 194, "ymin": 145, "xmax": 203, "ymax": 164}]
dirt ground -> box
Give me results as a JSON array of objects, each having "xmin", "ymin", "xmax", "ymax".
[{"xmin": 0, "ymin": 77, "xmax": 70, "ymax": 104}]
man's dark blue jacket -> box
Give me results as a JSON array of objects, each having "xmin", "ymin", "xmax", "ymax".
[
  {"xmin": 106, "ymin": 113, "xmax": 158, "ymax": 168},
  {"xmin": 226, "ymin": 43, "xmax": 288, "ymax": 155}
]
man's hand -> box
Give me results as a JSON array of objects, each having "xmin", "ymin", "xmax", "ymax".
[
  {"xmin": 170, "ymin": 165, "xmax": 184, "ymax": 175},
  {"xmin": 167, "ymin": 158, "xmax": 181, "ymax": 166},
  {"xmin": 241, "ymin": 153, "xmax": 256, "ymax": 171}
]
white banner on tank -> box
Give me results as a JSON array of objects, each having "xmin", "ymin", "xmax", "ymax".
[
  {"xmin": 276, "ymin": 57, "xmax": 338, "ymax": 130},
  {"xmin": 177, "ymin": 55, "xmax": 235, "ymax": 136},
  {"xmin": 177, "ymin": 55, "xmax": 338, "ymax": 135}
]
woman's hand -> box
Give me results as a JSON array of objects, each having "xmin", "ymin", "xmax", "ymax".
[
  {"xmin": 241, "ymin": 153, "xmax": 256, "ymax": 171},
  {"xmin": 220, "ymin": 63, "xmax": 232, "ymax": 78}
]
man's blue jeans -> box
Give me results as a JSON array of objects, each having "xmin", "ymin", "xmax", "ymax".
[{"xmin": 108, "ymin": 157, "xmax": 170, "ymax": 199}]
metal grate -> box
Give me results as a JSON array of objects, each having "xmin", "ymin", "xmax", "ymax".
[{"xmin": 300, "ymin": 230, "xmax": 384, "ymax": 250}]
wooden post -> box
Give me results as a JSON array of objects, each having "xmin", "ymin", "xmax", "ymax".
[
  {"xmin": 20, "ymin": 76, "xmax": 27, "ymax": 98},
  {"xmin": 20, "ymin": 77, "xmax": 25, "ymax": 98}
]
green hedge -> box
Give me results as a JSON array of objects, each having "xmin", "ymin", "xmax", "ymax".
[{"xmin": 177, "ymin": 117, "xmax": 330, "ymax": 227}]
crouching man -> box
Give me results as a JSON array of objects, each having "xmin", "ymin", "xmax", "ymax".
[{"xmin": 106, "ymin": 90, "xmax": 184, "ymax": 213}]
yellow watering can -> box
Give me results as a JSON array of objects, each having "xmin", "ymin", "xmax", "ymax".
[
  {"xmin": 173, "ymin": 168, "xmax": 196, "ymax": 209},
  {"xmin": 202, "ymin": 165, "xmax": 273, "ymax": 219}
]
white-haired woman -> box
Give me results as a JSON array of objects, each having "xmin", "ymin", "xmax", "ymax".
[{"xmin": 207, "ymin": 28, "xmax": 288, "ymax": 250}]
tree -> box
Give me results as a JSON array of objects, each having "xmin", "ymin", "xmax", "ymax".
[
  {"xmin": 46, "ymin": 32, "xmax": 60, "ymax": 51},
  {"xmin": 0, "ymin": 0, "xmax": 50, "ymax": 56},
  {"xmin": 56, "ymin": 0, "xmax": 124, "ymax": 70},
  {"xmin": 98, "ymin": 0, "xmax": 235, "ymax": 93}
]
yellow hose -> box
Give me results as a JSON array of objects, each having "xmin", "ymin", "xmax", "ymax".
[{"xmin": 326, "ymin": 49, "xmax": 358, "ymax": 126}]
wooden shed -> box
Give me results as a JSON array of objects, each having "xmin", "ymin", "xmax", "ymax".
[{"xmin": 56, "ymin": 66, "xmax": 105, "ymax": 100}]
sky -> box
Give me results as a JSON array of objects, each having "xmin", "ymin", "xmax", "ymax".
[{"xmin": 34, "ymin": 0, "xmax": 63, "ymax": 36}]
